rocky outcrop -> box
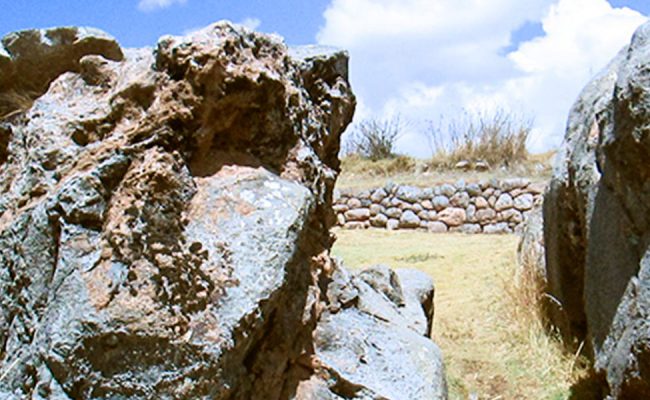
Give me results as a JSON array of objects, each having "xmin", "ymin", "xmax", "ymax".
[
  {"xmin": 334, "ymin": 179, "xmax": 544, "ymax": 233},
  {"xmin": 0, "ymin": 22, "xmax": 448, "ymax": 400},
  {"xmin": 0, "ymin": 27, "xmax": 124, "ymax": 118},
  {"xmin": 296, "ymin": 265, "xmax": 446, "ymax": 399},
  {"xmin": 544, "ymin": 21, "xmax": 650, "ymax": 398}
]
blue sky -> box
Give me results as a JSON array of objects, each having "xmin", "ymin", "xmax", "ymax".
[
  {"xmin": 2, "ymin": 0, "xmax": 331, "ymax": 47},
  {"xmin": 2, "ymin": 1, "xmax": 650, "ymax": 154},
  {"xmin": 2, "ymin": 1, "xmax": 647, "ymax": 47}
]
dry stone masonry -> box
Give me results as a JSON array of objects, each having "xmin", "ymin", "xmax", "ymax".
[{"xmin": 334, "ymin": 179, "xmax": 544, "ymax": 234}]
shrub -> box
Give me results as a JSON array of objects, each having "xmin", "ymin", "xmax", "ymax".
[
  {"xmin": 426, "ymin": 109, "xmax": 531, "ymax": 168},
  {"xmin": 346, "ymin": 116, "xmax": 403, "ymax": 161}
]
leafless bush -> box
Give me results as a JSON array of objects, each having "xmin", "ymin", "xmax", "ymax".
[{"xmin": 346, "ymin": 116, "xmax": 403, "ymax": 161}]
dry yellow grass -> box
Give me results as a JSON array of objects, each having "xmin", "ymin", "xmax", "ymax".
[
  {"xmin": 337, "ymin": 153, "xmax": 554, "ymax": 191},
  {"xmin": 331, "ymin": 228, "xmax": 587, "ymax": 400}
]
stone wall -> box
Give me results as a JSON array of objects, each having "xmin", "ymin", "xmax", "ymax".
[{"xmin": 334, "ymin": 178, "xmax": 545, "ymax": 234}]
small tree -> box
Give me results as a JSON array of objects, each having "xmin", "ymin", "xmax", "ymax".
[{"xmin": 348, "ymin": 116, "xmax": 403, "ymax": 161}]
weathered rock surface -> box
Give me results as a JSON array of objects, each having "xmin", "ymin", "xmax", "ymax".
[
  {"xmin": 0, "ymin": 27, "xmax": 124, "ymax": 117},
  {"xmin": 544, "ymin": 21, "xmax": 650, "ymax": 398},
  {"xmin": 0, "ymin": 22, "xmax": 449, "ymax": 400},
  {"xmin": 295, "ymin": 266, "xmax": 447, "ymax": 399}
]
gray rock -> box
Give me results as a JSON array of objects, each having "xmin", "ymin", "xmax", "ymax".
[
  {"xmin": 412, "ymin": 203, "xmax": 424, "ymax": 213},
  {"xmin": 385, "ymin": 207, "xmax": 402, "ymax": 219},
  {"xmin": 421, "ymin": 188, "xmax": 434, "ymax": 199},
  {"xmin": 514, "ymin": 193, "xmax": 534, "ymax": 211},
  {"xmin": 501, "ymin": 178, "xmax": 530, "ymax": 191},
  {"xmin": 432, "ymin": 195, "xmax": 450, "ymax": 211},
  {"xmin": 582, "ymin": 23, "xmax": 650, "ymax": 397},
  {"xmin": 387, "ymin": 219, "xmax": 400, "ymax": 230},
  {"xmin": 337, "ymin": 213, "xmax": 346, "ymax": 226},
  {"xmin": 306, "ymin": 266, "xmax": 447, "ymax": 400},
  {"xmin": 494, "ymin": 193, "xmax": 514, "ymax": 211},
  {"xmin": 370, "ymin": 213, "xmax": 388, "ymax": 228},
  {"xmin": 500, "ymin": 208, "xmax": 523, "ymax": 224},
  {"xmin": 454, "ymin": 223, "xmax": 482, "ymax": 234},
  {"xmin": 359, "ymin": 198, "xmax": 372, "ymax": 208},
  {"xmin": 466, "ymin": 204, "xmax": 477, "ymax": 223},
  {"xmin": 347, "ymin": 197, "xmax": 362, "ymax": 209},
  {"xmin": 357, "ymin": 265, "xmax": 405, "ymax": 307},
  {"xmin": 538, "ymin": 25, "xmax": 650, "ymax": 400},
  {"xmin": 440, "ymin": 183, "xmax": 456, "ymax": 197},
  {"xmin": 344, "ymin": 221, "xmax": 368, "ymax": 230},
  {"xmin": 427, "ymin": 221, "xmax": 448, "ymax": 233},
  {"xmin": 483, "ymin": 222, "xmax": 512, "ymax": 234},
  {"xmin": 396, "ymin": 268, "xmax": 435, "ymax": 337},
  {"xmin": 370, "ymin": 187, "xmax": 388, "ymax": 203},
  {"xmin": 369, "ymin": 203, "xmax": 384, "ymax": 216},
  {"xmin": 466, "ymin": 183, "xmax": 482, "ymax": 197},
  {"xmin": 488, "ymin": 195, "xmax": 497, "ymax": 208},
  {"xmin": 397, "ymin": 199, "xmax": 413, "ymax": 210},
  {"xmin": 475, "ymin": 208, "xmax": 497, "ymax": 224},
  {"xmin": 417, "ymin": 210, "xmax": 430, "ymax": 221},
  {"xmin": 543, "ymin": 21, "xmax": 627, "ymax": 351},
  {"xmin": 396, "ymin": 185, "xmax": 422, "ymax": 203},
  {"xmin": 345, "ymin": 208, "xmax": 371, "ymax": 221},
  {"xmin": 384, "ymin": 180, "xmax": 397, "ymax": 194},
  {"xmin": 0, "ymin": 21, "xmax": 361, "ymax": 400},
  {"xmin": 357, "ymin": 190, "xmax": 371, "ymax": 200},
  {"xmin": 517, "ymin": 206, "xmax": 546, "ymax": 288},
  {"xmin": 400, "ymin": 210, "xmax": 421, "ymax": 229},
  {"xmin": 450, "ymin": 191, "xmax": 470, "ymax": 208}
]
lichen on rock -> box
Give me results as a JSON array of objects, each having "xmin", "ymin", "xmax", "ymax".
[{"xmin": 0, "ymin": 21, "xmax": 446, "ymax": 400}]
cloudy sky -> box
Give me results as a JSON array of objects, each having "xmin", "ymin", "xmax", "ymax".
[{"xmin": 3, "ymin": 1, "xmax": 649, "ymax": 156}]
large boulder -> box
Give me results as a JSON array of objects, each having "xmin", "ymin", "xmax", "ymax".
[
  {"xmin": 0, "ymin": 27, "xmax": 124, "ymax": 117},
  {"xmin": 295, "ymin": 266, "xmax": 447, "ymax": 399},
  {"xmin": 544, "ymin": 21, "xmax": 650, "ymax": 398},
  {"xmin": 0, "ymin": 21, "xmax": 357, "ymax": 399},
  {"xmin": 0, "ymin": 22, "xmax": 448, "ymax": 400},
  {"xmin": 543, "ymin": 38, "xmax": 627, "ymax": 344}
]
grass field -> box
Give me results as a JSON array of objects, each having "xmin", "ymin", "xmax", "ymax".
[{"xmin": 331, "ymin": 228, "xmax": 586, "ymax": 400}]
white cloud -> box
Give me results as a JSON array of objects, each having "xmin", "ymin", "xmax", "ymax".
[
  {"xmin": 318, "ymin": 0, "xmax": 647, "ymax": 156},
  {"xmin": 138, "ymin": 0, "xmax": 187, "ymax": 12},
  {"xmin": 238, "ymin": 17, "xmax": 261, "ymax": 31}
]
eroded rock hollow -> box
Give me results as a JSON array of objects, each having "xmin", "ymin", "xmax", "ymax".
[{"xmin": 0, "ymin": 23, "xmax": 446, "ymax": 399}]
